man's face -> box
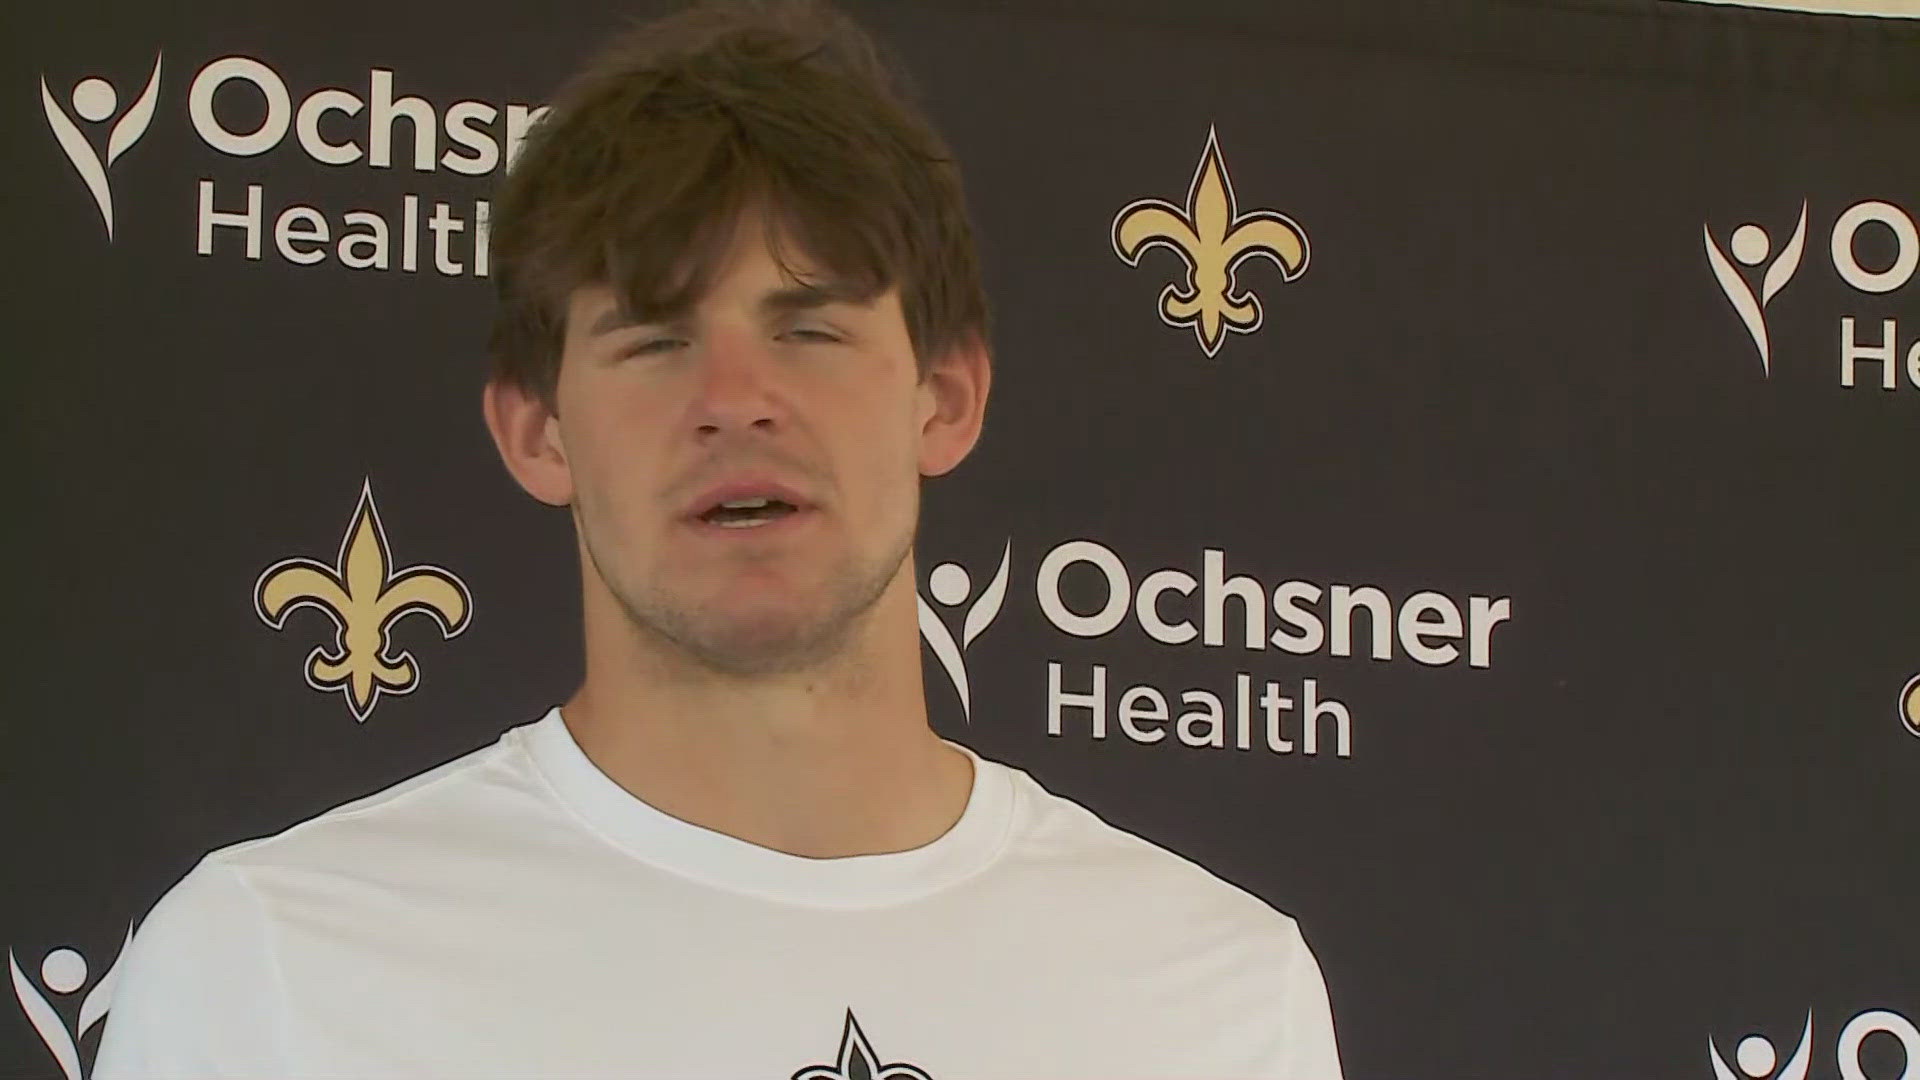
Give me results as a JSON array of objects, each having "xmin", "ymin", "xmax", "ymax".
[{"xmin": 546, "ymin": 208, "xmax": 933, "ymax": 677}]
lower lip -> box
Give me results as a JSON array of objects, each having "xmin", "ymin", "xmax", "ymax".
[{"xmin": 683, "ymin": 506, "xmax": 816, "ymax": 538}]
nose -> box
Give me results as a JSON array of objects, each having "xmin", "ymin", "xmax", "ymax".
[{"xmin": 689, "ymin": 327, "xmax": 784, "ymax": 437}]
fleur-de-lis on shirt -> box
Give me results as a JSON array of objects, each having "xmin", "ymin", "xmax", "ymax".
[
  {"xmin": 790, "ymin": 1009, "xmax": 933, "ymax": 1080},
  {"xmin": 254, "ymin": 479, "xmax": 471, "ymax": 721},
  {"xmin": 1112, "ymin": 124, "xmax": 1310, "ymax": 356}
]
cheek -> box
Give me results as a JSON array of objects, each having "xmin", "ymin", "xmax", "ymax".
[
  {"xmin": 561, "ymin": 398, "xmax": 656, "ymax": 519},
  {"xmin": 867, "ymin": 399, "xmax": 926, "ymax": 516}
]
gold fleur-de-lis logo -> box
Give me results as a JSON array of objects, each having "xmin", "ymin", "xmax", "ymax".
[
  {"xmin": 253, "ymin": 479, "xmax": 472, "ymax": 722},
  {"xmin": 1111, "ymin": 125, "xmax": 1309, "ymax": 357}
]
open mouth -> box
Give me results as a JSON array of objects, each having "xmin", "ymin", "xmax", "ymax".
[{"xmin": 696, "ymin": 497, "xmax": 803, "ymax": 529}]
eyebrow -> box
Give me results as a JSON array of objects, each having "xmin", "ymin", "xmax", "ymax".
[{"xmin": 587, "ymin": 280, "xmax": 874, "ymax": 338}]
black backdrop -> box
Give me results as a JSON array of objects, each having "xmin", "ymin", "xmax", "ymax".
[{"xmin": 5, "ymin": 1, "xmax": 1917, "ymax": 1077}]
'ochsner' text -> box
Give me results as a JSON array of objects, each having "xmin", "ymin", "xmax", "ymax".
[{"xmin": 1036, "ymin": 540, "xmax": 1514, "ymax": 759}]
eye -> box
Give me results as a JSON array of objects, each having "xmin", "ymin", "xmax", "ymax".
[
  {"xmin": 782, "ymin": 328, "xmax": 840, "ymax": 343},
  {"xmin": 625, "ymin": 338, "xmax": 685, "ymax": 357}
]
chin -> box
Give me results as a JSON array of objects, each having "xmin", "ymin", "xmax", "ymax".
[
  {"xmin": 675, "ymin": 602, "xmax": 856, "ymax": 675},
  {"xmin": 615, "ymin": 545, "xmax": 905, "ymax": 675},
  {"xmin": 688, "ymin": 627, "xmax": 849, "ymax": 677}
]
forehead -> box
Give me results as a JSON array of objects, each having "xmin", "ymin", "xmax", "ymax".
[
  {"xmin": 568, "ymin": 209, "xmax": 893, "ymax": 334},
  {"xmin": 571, "ymin": 277, "xmax": 883, "ymax": 337}
]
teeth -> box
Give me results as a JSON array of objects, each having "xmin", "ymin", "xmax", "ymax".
[
  {"xmin": 719, "ymin": 497, "xmax": 772, "ymax": 509},
  {"xmin": 714, "ymin": 517, "xmax": 773, "ymax": 528}
]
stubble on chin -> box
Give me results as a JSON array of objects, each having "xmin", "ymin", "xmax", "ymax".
[{"xmin": 600, "ymin": 523, "xmax": 915, "ymax": 680}]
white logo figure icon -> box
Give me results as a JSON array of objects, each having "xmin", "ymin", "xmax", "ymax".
[
  {"xmin": 917, "ymin": 540, "xmax": 1011, "ymax": 724},
  {"xmin": 1710, "ymin": 1012, "xmax": 1813, "ymax": 1080},
  {"xmin": 1705, "ymin": 202, "xmax": 1808, "ymax": 376},
  {"xmin": 9, "ymin": 930, "xmax": 133, "ymax": 1080},
  {"xmin": 40, "ymin": 55, "xmax": 163, "ymax": 240}
]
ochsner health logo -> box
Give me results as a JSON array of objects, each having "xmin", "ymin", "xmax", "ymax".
[
  {"xmin": 40, "ymin": 52, "xmax": 544, "ymax": 274},
  {"xmin": 1712, "ymin": 1013, "xmax": 1814, "ymax": 1080},
  {"xmin": 39, "ymin": 56, "xmax": 163, "ymax": 241},
  {"xmin": 920, "ymin": 537, "xmax": 1515, "ymax": 759},
  {"xmin": 1710, "ymin": 1008, "xmax": 1918, "ymax": 1080},
  {"xmin": 1706, "ymin": 198, "xmax": 1920, "ymax": 387},
  {"xmin": 917, "ymin": 541, "xmax": 1012, "ymax": 724},
  {"xmin": 1705, "ymin": 201, "xmax": 1809, "ymax": 375},
  {"xmin": 9, "ymin": 932, "xmax": 132, "ymax": 1080}
]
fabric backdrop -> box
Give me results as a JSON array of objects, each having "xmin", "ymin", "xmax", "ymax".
[{"xmin": 5, "ymin": 1, "xmax": 1917, "ymax": 1077}]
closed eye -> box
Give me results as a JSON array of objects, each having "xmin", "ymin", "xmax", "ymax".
[
  {"xmin": 625, "ymin": 338, "xmax": 685, "ymax": 357},
  {"xmin": 622, "ymin": 330, "xmax": 837, "ymax": 357}
]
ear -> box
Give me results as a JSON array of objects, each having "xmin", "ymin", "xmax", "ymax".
[
  {"xmin": 482, "ymin": 377, "xmax": 574, "ymax": 506},
  {"xmin": 916, "ymin": 333, "xmax": 992, "ymax": 478}
]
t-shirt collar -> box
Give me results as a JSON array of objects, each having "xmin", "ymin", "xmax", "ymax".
[{"xmin": 517, "ymin": 707, "xmax": 1014, "ymax": 909}]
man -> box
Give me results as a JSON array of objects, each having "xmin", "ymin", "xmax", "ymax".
[{"xmin": 93, "ymin": 2, "xmax": 1344, "ymax": 1077}]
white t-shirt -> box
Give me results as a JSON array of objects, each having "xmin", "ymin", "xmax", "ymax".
[{"xmin": 93, "ymin": 708, "xmax": 1344, "ymax": 1079}]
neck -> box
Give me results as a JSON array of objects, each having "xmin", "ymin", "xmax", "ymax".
[{"xmin": 560, "ymin": 560, "xmax": 973, "ymax": 860}]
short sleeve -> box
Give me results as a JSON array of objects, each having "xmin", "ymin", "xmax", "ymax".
[
  {"xmin": 1277, "ymin": 921, "xmax": 1344, "ymax": 1080},
  {"xmin": 91, "ymin": 853, "xmax": 291, "ymax": 1080}
]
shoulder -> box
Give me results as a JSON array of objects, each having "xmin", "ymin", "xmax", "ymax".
[
  {"xmin": 94, "ymin": 726, "xmax": 535, "ymax": 1075},
  {"xmin": 984, "ymin": 752, "xmax": 1311, "ymax": 947},
  {"xmin": 116, "ymin": 848, "xmax": 273, "ymax": 957},
  {"xmin": 108, "ymin": 726, "xmax": 527, "ymax": 994},
  {"xmin": 204, "ymin": 722, "xmax": 531, "ymax": 876},
  {"xmin": 90, "ymin": 852, "xmax": 285, "ymax": 1077},
  {"xmin": 977, "ymin": 752, "xmax": 1343, "ymax": 1075}
]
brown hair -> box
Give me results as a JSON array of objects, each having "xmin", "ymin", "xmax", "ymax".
[{"xmin": 485, "ymin": 0, "xmax": 991, "ymax": 410}]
